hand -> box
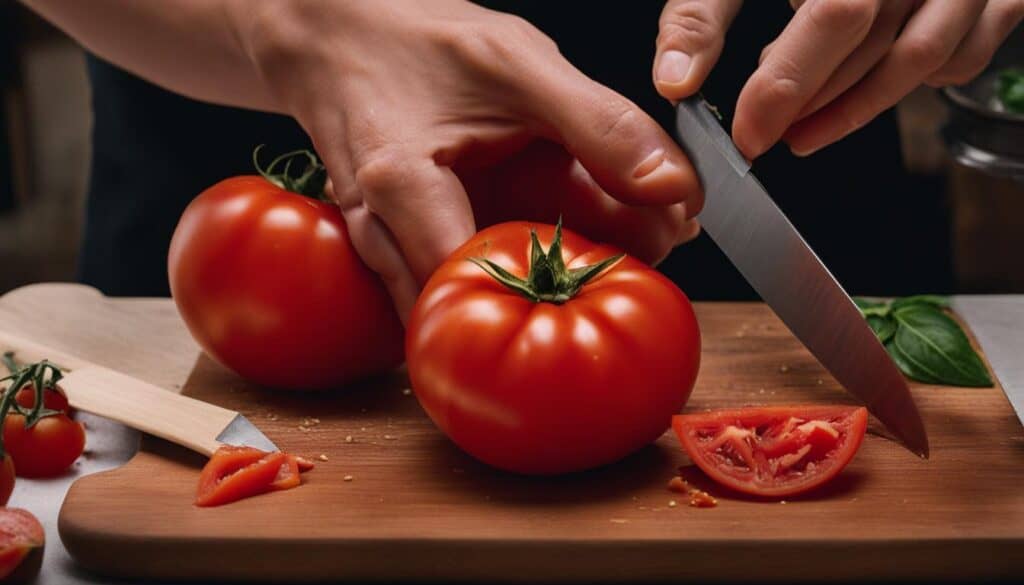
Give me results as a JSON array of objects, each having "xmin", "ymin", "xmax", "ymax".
[
  {"xmin": 653, "ymin": 0, "xmax": 1024, "ymax": 159},
  {"xmin": 230, "ymin": 0, "xmax": 703, "ymax": 319}
]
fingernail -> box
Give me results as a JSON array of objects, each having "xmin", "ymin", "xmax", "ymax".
[
  {"xmin": 656, "ymin": 51, "xmax": 692, "ymax": 85},
  {"xmin": 790, "ymin": 144, "xmax": 820, "ymax": 158},
  {"xmin": 633, "ymin": 148, "xmax": 667, "ymax": 179}
]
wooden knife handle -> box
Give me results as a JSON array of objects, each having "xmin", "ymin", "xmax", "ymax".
[{"xmin": 0, "ymin": 329, "xmax": 233, "ymax": 456}]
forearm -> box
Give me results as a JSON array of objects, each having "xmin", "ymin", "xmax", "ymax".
[{"xmin": 19, "ymin": 0, "xmax": 279, "ymax": 112}]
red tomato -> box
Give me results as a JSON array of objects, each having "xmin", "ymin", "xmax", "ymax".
[
  {"xmin": 3, "ymin": 413, "xmax": 85, "ymax": 478},
  {"xmin": 0, "ymin": 508, "xmax": 44, "ymax": 583},
  {"xmin": 168, "ymin": 161, "xmax": 404, "ymax": 390},
  {"xmin": 0, "ymin": 455, "xmax": 14, "ymax": 505},
  {"xmin": 14, "ymin": 384, "xmax": 70, "ymax": 413},
  {"xmin": 673, "ymin": 405, "xmax": 868, "ymax": 498},
  {"xmin": 195, "ymin": 445, "xmax": 313, "ymax": 507},
  {"xmin": 407, "ymin": 221, "xmax": 701, "ymax": 474}
]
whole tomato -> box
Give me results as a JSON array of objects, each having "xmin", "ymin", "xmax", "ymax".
[
  {"xmin": 168, "ymin": 149, "xmax": 404, "ymax": 390},
  {"xmin": 3, "ymin": 413, "xmax": 85, "ymax": 478},
  {"xmin": 1, "ymin": 454, "xmax": 14, "ymax": 505},
  {"xmin": 406, "ymin": 221, "xmax": 701, "ymax": 474}
]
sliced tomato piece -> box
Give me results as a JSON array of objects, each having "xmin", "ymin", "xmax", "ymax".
[
  {"xmin": 195, "ymin": 446, "xmax": 314, "ymax": 507},
  {"xmin": 673, "ymin": 405, "xmax": 868, "ymax": 498},
  {"xmin": 0, "ymin": 508, "xmax": 45, "ymax": 583}
]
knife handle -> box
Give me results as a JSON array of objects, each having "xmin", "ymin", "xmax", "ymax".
[{"xmin": 0, "ymin": 330, "xmax": 234, "ymax": 456}]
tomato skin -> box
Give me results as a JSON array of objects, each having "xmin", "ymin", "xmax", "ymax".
[
  {"xmin": 168, "ymin": 176, "xmax": 404, "ymax": 390},
  {"xmin": 673, "ymin": 405, "xmax": 868, "ymax": 498},
  {"xmin": 195, "ymin": 445, "xmax": 313, "ymax": 507},
  {"xmin": 406, "ymin": 222, "xmax": 701, "ymax": 474},
  {"xmin": 0, "ymin": 508, "xmax": 44, "ymax": 583},
  {"xmin": 0, "ymin": 454, "xmax": 14, "ymax": 505},
  {"xmin": 2, "ymin": 413, "xmax": 86, "ymax": 478},
  {"xmin": 14, "ymin": 384, "xmax": 70, "ymax": 412}
]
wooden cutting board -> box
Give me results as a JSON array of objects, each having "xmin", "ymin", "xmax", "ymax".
[{"xmin": 5, "ymin": 284, "xmax": 1019, "ymax": 582}]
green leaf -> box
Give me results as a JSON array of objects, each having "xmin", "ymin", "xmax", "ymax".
[
  {"xmin": 866, "ymin": 315, "xmax": 897, "ymax": 343},
  {"xmin": 890, "ymin": 294, "xmax": 950, "ymax": 312},
  {"xmin": 998, "ymin": 69, "xmax": 1024, "ymax": 114},
  {"xmin": 885, "ymin": 339, "xmax": 943, "ymax": 385},
  {"xmin": 891, "ymin": 305, "xmax": 993, "ymax": 387},
  {"xmin": 853, "ymin": 297, "xmax": 890, "ymax": 317}
]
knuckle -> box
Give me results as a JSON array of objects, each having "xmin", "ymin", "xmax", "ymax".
[
  {"xmin": 435, "ymin": 16, "xmax": 554, "ymax": 83},
  {"xmin": 899, "ymin": 34, "xmax": 952, "ymax": 72},
  {"xmin": 807, "ymin": 0, "xmax": 879, "ymax": 31},
  {"xmin": 658, "ymin": 2, "xmax": 719, "ymax": 51},
  {"xmin": 758, "ymin": 59, "xmax": 806, "ymax": 104},
  {"xmin": 593, "ymin": 100, "xmax": 642, "ymax": 142},
  {"xmin": 353, "ymin": 148, "xmax": 410, "ymax": 200}
]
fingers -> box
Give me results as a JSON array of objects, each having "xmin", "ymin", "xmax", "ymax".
[
  {"xmin": 525, "ymin": 75, "xmax": 704, "ymax": 216},
  {"xmin": 732, "ymin": 0, "xmax": 882, "ymax": 159},
  {"xmin": 653, "ymin": 0, "xmax": 744, "ymax": 100},
  {"xmin": 784, "ymin": 0, "xmax": 988, "ymax": 156},
  {"xmin": 925, "ymin": 0, "xmax": 1024, "ymax": 88}
]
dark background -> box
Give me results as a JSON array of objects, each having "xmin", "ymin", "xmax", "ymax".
[{"xmin": 1, "ymin": 1, "xmax": 1022, "ymax": 301}]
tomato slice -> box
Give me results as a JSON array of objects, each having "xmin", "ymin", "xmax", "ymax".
[
  {"xmin": 195, "ymin": 446, "xmax": 314, "ymax": 507},
  {"xmin": 672, "ymin": 405, "xmax": 868, "ymax": 498},
  {"xmin": 0, "ymin": 508, "xmax": 45, "ymax": 582}
]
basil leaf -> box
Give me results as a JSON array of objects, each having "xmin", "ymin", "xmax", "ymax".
[
  {"xmin": 866, "ymin": 315, "xmax": 897, "ymax": 343},
  {"xmin": 885, "ymin": 339, "xmax": 943, "ymax": 385},
  {"xmin": 890, "ymin": 294, "xmax": 950, "ymax": 311},
  {"xmin": 891, "ymin": 305, "xmax": 993, "ymax": 387},
  {"xmin": 853, "ymin": 297, "xmax": 890, "ymax": 317},
  {"xmin": 998, "ymin": 69, "xmax": 1024, "ymax": 114}
]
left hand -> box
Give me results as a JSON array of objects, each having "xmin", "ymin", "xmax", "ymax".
[{"xmin": 653, "ymin": 0, "xmax": 1024, "ymax": 159}]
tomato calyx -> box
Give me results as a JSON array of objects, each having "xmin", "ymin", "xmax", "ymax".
[
  {"xmin": 469, "ymin": 218, "xmax": 623, "ymax": 304},
  {"xmin": 252, "ymin": 144, "xmax": 328, "ymax": 201},
  {"xmin": 0, "ymin": 357, "xmax": 66, "ymax": 460}
]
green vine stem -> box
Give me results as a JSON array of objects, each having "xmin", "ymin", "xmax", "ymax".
[
  {"xmin": 252, "ymin": 144, "xmax": 329, "ymax": 201},
  {"xmin": 0, "ymin": 358, "xmax": 64, "ymax": 458},
  {"xmin": 469, "ymin": 218, "xmax": 623, "ymax": 304}
]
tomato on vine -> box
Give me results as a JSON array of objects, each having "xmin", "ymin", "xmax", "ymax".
[{"xmin": 1, "ymin": 359, "xmax": 86, "ymax": 480}]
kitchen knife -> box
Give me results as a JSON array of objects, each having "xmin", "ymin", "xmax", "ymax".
[
  {"xmin": 675, "ymin": 96, "xmax": 929, "ymax": 457},
  {"xmin": 952, "ymin": 296, "xmax": 1024, "ymax": 427},
  {"xmin": 0, "ymin": 330, "xmax": 277, "ymax": 456}
]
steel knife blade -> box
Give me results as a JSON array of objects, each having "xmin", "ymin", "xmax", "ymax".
[{"xmin": 675, "ymin": 96, "xmax": 929, "ymax": 457}]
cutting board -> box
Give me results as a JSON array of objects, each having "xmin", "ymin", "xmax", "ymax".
[{"xmin": 4, "ymin": 284, "xmax": 1017, "ymax": 583}]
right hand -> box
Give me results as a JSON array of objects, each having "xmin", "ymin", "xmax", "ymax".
[{"xmin": 229, "ymin": 0, "xmax": 703, "ymax": 318}]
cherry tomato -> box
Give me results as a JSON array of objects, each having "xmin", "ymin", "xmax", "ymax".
[
  {"xmin": 0, "ymin": 454, "xmax": 14, "ymax": 505},
  {"xmin": 168, "ymin": 154, "xmax": 404, "ymax": 390},
  {"xmin": 14, "ymin": 384, "xmax": 70, "ymax": 412},
  {"xmin": 3, "ymin": 413, "xmax": 85, "ymax": 478},
  {"xmin": 0, "ymin": 508, "xmax": 44, "ymax": 583},
  {"xmin": 673, "ymin": 405, "xmax": 868, "ymax": 498},
  {"xmin": 195, "ymin": 445, "xmax": 313, "ymax": 507},
  {"xmin": 407, "ymin": 221, "xmax": 701, "ymax": 474}
]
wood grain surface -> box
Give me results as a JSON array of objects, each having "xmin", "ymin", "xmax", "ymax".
[{"xmin": 7, "ymin": 284, "xmax": 1020, "ymax": 583}]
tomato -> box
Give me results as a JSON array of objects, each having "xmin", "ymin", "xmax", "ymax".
[
  {"xmin": 0, "ymin": 508, "xmax": 44, "ymax": 583},
  {"xmin": 2, "ymin": 413, "xmax": 85, "ymax": 478},
  {"xmin": 14, "ymin": 384, "xmax": 70, "ymax": 412},
  {"xmin": 0, "ymin": 455, "xmax": 14, "ymax": 505},
  {"xmin": 168, "ymin": 150, "xmax": 404, "ymax": 390},
  {"xmin": 195, "ymin": 445, "xmax": 313, "ymax": 507},
  {"xmin": 407, "ymin": 221, "xmax": 701, "ymax": 474},
  {"xmin": 673, "ymin": 405, "xmax": 868, "ymax": 498}
]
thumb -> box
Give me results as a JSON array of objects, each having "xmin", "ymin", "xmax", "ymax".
[{"xmin": 654, "ymin": 0, "xmax": 743, "ymax": 100}]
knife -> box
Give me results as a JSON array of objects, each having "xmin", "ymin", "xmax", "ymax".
[
  {"xmin": 675, "ymin": 96, "xmax": 929, "ymax": 458},
  {"xmin": 0, "ymin": 330, "xmax": 277, "ymax": 457}
]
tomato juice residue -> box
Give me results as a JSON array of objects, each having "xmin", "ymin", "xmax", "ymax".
[
  {"xmin": 195, "ymin": 445, "xmax": 314, "ymax": 507},
  {"xmin": 694, "ymin": 416, "xmax": 841, "ymax": 480},
  {"xmin": 667, "ymin": 475, "xmax": 718, "ymax": 508}
]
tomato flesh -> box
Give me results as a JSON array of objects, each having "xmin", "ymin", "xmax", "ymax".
[
  {"xmin": 673, "ymin": 405, "xmax": 868, "ymax": 498},
  {"xmin": 3, "ymin": 413, "xmax": 85, "ymax": 478},
  {"xmin": 0, "ymin": 508, "xmax": 44, "ymax": 582},
  {"xmin": 196, "ymin": 445, "xmax": 313, "ymax": 507}
]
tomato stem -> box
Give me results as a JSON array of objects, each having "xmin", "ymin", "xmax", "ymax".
[
  {"xmin": 469, "ymin": 217, "xmax": 623, "ymax": 304},
  {"xmin": 252, "ymin": 145, "xmax": 329, "ymax": 201}
]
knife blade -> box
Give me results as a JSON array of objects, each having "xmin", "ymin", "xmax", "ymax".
[
  {"xmin": 0, "ymin": 330, "xmax": 278, "ymax": 456},
  {"xmin": 675, "ymin": 96, "xmax": 929, "ymax": 457}
]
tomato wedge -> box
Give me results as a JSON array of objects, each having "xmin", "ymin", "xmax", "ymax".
[
  {"xmin": 0, "ymin": 508, "xmax": 44, "ymax": 583},
  {"xmin": 673, "ymin": 405, "xmax": 868, "ymax": 498},
  {"xmin": 195, "ymin": 446, "xmax": 313, "ymax": 507}
]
